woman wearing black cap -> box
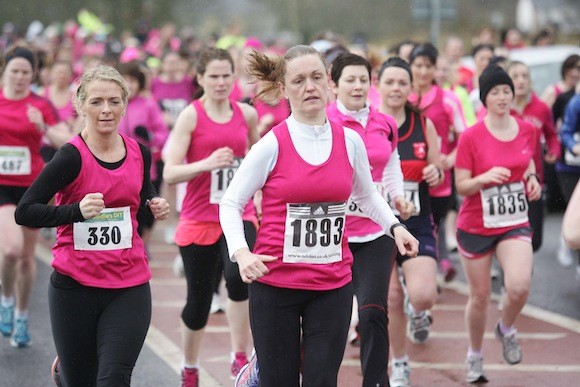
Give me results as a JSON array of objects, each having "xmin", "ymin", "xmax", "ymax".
[
  {"xmin": 454, "ymin": 64, "xmax": 542, "ymax": 383},
  {"xmin": 0, "ymin": 46, "xmax": 71, "ymax": 348}
]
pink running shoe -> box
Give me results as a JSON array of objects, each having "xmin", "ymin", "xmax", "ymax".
[
  {"xmin": 235, "ymin": 351, "xmax": 260, "ymax": 387},
  {"xmin": 231, "ymin": 352, "xmax": 249, "ymax": 380},
  {"xmin": 440, "ymin": 258, "xmax": 457, "ymax": 282},
  {"xmin": 181, "ymin": 367, "xmax": 199, "ymax": 387}
]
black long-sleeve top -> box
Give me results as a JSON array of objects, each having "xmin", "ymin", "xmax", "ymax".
[{"xmin": 15, "ymin": 137, "xmax": 157, "ymax": 228}]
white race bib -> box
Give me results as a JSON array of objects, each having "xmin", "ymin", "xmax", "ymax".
[
  {"xmin": 283, "ymin": 202, "xmax": 346, "ymax": 264},
  {"xmin": 389, "ymin": 181, "xmax": 421, "ymax": 217},
  {"xmin": 0, "ymin": 146, "xmax": 31, "ymax": 175},
  {"xmin": 210, "ymin": 157, "xmax": 243, "ymax": 204},
  {"xmin": 346, "ymin": 182, "xmax": 385, "ymax": 218},
  {"xmin": 480, "ymin": 182, "xmax": 528, "ymax": 228},
  {"xmin": 73, "ymin": 207, "xmax": 133, "ymax": 251}
]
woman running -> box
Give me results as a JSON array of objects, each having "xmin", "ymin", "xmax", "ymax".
[
  {"xmin": 220, "ymin": 45, "xmax": 418, "ymax": 387},
  {"xmin": 507, "ymin": 60, "xmax": 560, "ymax": 252},
  {"xmin": 408, "ymin": 43, "xmax": 465, "ymax": 288},
  {"xmin": 15, "ymin": 64, "xmax": 170, "ymax": 386},
  {"xmin": 378, "ymin": 57, "xmax": 444, "ymax": 387},
  {"xmin": 162, "ymin": 47, "xmax": 259, "ymax": 386},
  {"xmin": 326, "ymin": 52, "xmax": 413, "ymax": 387},
  {"xmin": 556, "ymin": 89, "xmax": 580, "ymax": 277},
  {"xmin": 117, "ymin": 61, "xmax": 169, "ymax": 256},
  {"xmin": 455, "ymin": 64, "xmax": 542, "ymax": 384},
  {"xmin": 0, "ymin": 46, "xmax": 70, "ymax": 348}
]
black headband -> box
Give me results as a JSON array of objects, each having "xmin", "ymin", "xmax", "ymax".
[
  {"xmin": 379, "ymin": 57, "xmax": 413, "ymax": 82},
  {"xmin": 4, "ymin": 47, "xmax": 36, "ymax": 70}
]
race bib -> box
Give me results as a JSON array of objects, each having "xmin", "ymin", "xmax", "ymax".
[
  {"xmin": 389, "ymin": 181, "xmax": 421, "ymax": 217},
  {"xmin": 480, "ymin": 182, "xmax": 528, "ymax": 228},
  {"xmin": 283, "ymin": 202, "xmax": 346, "ymax": 264},
  {"xmin": 210, "ymin": 157, "xmax": 243, "ymax": 204},
  {"xmin": 346, "ymin": 182, "xmax": 385, "ymax": 218},
  {"xmin": 0, "ymin": 146, "xmax": 31, "ymax": 175},
  {"xmin": 73, "ymin": 207, "xmax": 133, "ymax": 251}
]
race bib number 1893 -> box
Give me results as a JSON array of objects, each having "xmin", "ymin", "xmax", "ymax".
[{"xmin": 283, "ymin": 202, "xmax": 346, "ymax": 264}]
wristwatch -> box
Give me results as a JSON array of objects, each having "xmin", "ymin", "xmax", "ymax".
[{"xmin": 390, "ymin": 222, "xmax": 408, "ymax": 236}]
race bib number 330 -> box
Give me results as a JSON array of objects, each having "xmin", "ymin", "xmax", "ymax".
[
  {"xmin": 73, "ymin": 207, "xmax": 133, "ymax": 251},
  {"xmin": 283, "ymin": 202, "xmax": 346, "ymax": 264}
]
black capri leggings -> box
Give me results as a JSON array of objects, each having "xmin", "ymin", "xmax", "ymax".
[
  {"xmin": 48, "ymin": 271, "xmax": 151, "ymax": 387},
  {"xmin": 249, "ymin": 281, "xmax": 353, "ymax": 387},
  {"xmin": 350, "ymin": 235, "xmax": 396, "ymax": 387},
  {"xmin": 179, "ymin": 220, "xmax": 256, "ymax": 330}
]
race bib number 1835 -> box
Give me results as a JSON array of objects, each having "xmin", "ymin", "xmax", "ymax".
[{"xmin": 480, "ymin": 182, "xmax": 528, "ymax": 228}]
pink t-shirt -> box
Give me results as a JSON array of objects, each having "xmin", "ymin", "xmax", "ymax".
[
  {"xmin": 0, "ymin": 90, "xmax": 58, "ymax": 186},
  {"xmin": 52, "ymin": 135, "xmax": 150, "ymax": 288},
  {"xmin": 455, "ymin": 119, "xmax": 538, "ymax": 236},
  {"xmin": 151, "ymin": 76, "xmax": 195, "ymax": 123},
  {"xmin": 254, "ymin": 98, "xmax": 290, "ymax": 137},
  {"xmin": 118, "ymin": 95, "xmax": 170, "ymax": 181},
  {"xmin": 44, "ymin": 87, "xmax": 76, "ymax": 123},
  {"xmin": 254, "ymin": 120, "xmax": 354, "ymax": 291},
  {"xmin": 326, "ymin": 102, "xmax": 397, "ymax": 237},
  {"xmin": 510, "ymin": 93, "xmax": 560, "ymax": 182}
]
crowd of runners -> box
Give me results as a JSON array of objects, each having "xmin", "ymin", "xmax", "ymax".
[{"xmin": 0, "ymin": 15, "xmax": 579, "ymax": 387}]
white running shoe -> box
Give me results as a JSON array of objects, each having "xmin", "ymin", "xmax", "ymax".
[
  {"xmin": 465, "ymin": 356, "xmax": 488, "ymax": 384},
  {"xmin": 172, "ymin": 254, "xmax": 184, "ymax": 278},
  {"xmin": 495, "ymin": 322, "xmax": 522, "ymax": 365},
  {"xmin": 210, "ymin": 295, "xmax": 225, "ymax": 314},
  {"xmin": 390, "ymin": 361, "xmax": 411, "ymax": 387},
  {"xmin": 558, "ymin": 237, "xmax": 575, "ymax": 268}
]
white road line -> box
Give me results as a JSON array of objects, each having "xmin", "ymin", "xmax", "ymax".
[
  {"xmin": 34, "ymin": 244, "xmax": 223, "ymax": 385},
  {"xmin": 202, "ymin": 355, "xmax": 580, "ymax": 372},
  {"xmin": 443, "ymin": 281, "xmax": 580, "ymax": 334},
  {"xmin": 35, "ymin": 243, "xmax": 580, "ymax": 385}
]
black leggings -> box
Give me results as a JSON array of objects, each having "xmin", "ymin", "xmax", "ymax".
[
  {"xmin": 350, "ymin": 236, "xmax": 396, "ymax": 387},
  {"xmin": 249, "ymin": 281, "xmax": 353, "ymax": 387},
  {"xmin": 48, "ymin": 272, "xmax": 151, "ymax": 387},
  {"xmin": 179, "ymin": 221, "xmax": 256, "ymax": 330},
  {"xmin": 528, "ymin": 196, "xmax": 544, "ymax": 252}
]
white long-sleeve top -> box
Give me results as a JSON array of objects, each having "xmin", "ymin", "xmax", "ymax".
[{"xmin": 219, "ymin": 114, "xmax": 400, "ymax": 260}]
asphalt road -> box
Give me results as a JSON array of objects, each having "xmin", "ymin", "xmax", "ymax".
[{"xmin": 1, "ymin": 211, "xmax": 579, "ymax": 386}]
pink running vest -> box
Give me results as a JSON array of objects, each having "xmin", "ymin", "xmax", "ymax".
[
  {"xmin": 52, "ymin": 134, "xmax": 150, "ymax": 288},
  {"xmin": 180, "ymin": 100, "xmax": 251, "ymax": 222},
  {"xmin": 253, "ymin": 120, "xmax": 354, "ymax": 291}
]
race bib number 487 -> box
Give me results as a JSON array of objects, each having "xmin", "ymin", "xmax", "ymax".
[
  {"xmin": 283, "ymin": 202, "xmax": 346, "ymax": 264},
  {"xmin": 0, "ymin": 146, "xmax": 31, "ymax": 175},
  {"xmin": 73, "ymin": 207, "xmax": 133, "ymax": 251}
]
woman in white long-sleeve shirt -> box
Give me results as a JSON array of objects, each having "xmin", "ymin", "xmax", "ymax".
[{"xmin": 219, "ymin": 45, "xmax": 418, "ymax": 387}]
